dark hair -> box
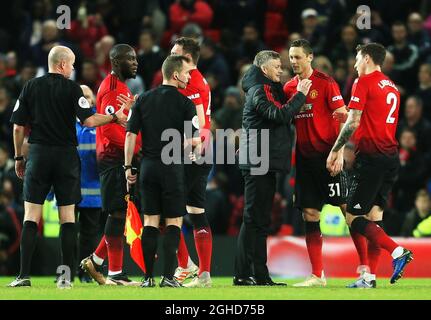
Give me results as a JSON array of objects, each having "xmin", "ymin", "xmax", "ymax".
[
  {"xmin": 400, "ymin": 127, "xmax": 417, "ymax": 138},
  {"xmin": 82, "ymin": 58, "xmax": 97, "ymax": 67},
  {"xmin": 407, "ymin": 95, "xmax": 423, "ymax": 108},
  {"xmin": 162, "ymin": 55, "xmax": 190, "ymax": 79},
  {"xmin": 416, "ymin": 189, "xmax": 430, "ymax": 199},
  {"xmin": 109, "ymin": 44, "xmax": 134, "ymax": 61},
  {"xmin": 356, "ymin": 43, "xmax": 386, "ymax": 66},
  {"xmin": 392, "ymin": 20, "xmax": 406, "ymax": 29},
  {"xmin": 289, "ymin": 39, "xmax": 313, "ymax": 55},
  {"xmin": 174, "ymin": 37, "xmax": 201, "ymax": 64},
  {"xmin": 140, "ymin": 29, "xmax": 155, "ymax": 40}
]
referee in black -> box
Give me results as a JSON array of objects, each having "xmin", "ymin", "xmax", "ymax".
[
  {"xmin": 9, "ymin": 45, "xmax": 129, "ymax": 288},
  {"xmin": 124, "ymin": 55, "xmax": 198, "ymax": 288}
]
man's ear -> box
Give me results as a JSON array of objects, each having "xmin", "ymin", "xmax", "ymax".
[
  {"xmin": 111, "ymin": 58, "xmax": 119, "ymax": 68},
  {"xmin": 308, "ymin": 53, "xmax": 314, "ymax": 63},
  {"xmin": 260, "ymin": 65, "xmax": 267, "ymax": 75}
]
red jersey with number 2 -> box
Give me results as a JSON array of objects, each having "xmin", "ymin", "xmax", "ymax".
[{"xmin": 348, "ymin": 70, "xmax": 399, "ymax": 156}]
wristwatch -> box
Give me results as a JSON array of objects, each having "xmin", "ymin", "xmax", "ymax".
[
  {"xmin": 122, "ymin": 164, "xmax": 133, "ymax": 171},
  {"xmin": 110, "ymin": 112, "xmax": 118, "ymax": 123},
  {"xmin": 14, "ymin": 156, "xmax": 24, "ymax": 161}
]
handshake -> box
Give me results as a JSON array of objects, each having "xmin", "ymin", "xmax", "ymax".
[{"xmin": 296, "ymin": 79, "xmax": 313, "ymax": 96}]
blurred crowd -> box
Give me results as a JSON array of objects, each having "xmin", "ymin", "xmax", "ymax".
[{"xmin": 1, "ymin": 0, "xmax": 431, "ymax": 274}]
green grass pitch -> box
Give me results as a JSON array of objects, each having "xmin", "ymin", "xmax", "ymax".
[{"xmin": 1, "ymin": 277, "xmax": 431, "ymax": 300}]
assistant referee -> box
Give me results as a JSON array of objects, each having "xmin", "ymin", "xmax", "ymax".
[
  {"xmin": 124, "ymin": 55, "xmax": 198, "ymax": 288},
  {"xmin": 8, "ymin": 45, "xmax": 129, "ymax": 288}
]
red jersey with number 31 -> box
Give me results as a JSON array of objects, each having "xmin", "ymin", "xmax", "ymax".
[
  {"xmin": 348, "ymin": 70, "xmax": 399, "ymax": 156},
  {"xmin": 178, "ymin": 69, "xmax": 211, "ymax": 148}
]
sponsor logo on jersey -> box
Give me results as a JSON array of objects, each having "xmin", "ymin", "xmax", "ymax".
[
  {"xmin": 299, "ymin": 103, "xmax": 313, "ymax": 113},
  {"xmin": 332, "ymin": 95, "xmax": 343, "ymax": 102},
  {"xmin": 351, "ymin": 96, "xmax": 360, "ymax": 103}
]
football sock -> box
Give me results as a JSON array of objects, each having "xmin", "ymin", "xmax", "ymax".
[
  {"xmin": 177, "ymin": 231, "xmax": 190, "ymax": 269},
  {"xmin": 305, "ymin": 221, "xmax": 323, "ymax": 278},
  {"xmin": 19, "ymin": 221, "xmax": 38, "ymax": 278},
  {"xmin": 141, "ymin": 226, "xmax": 159, "ymax": 278},
  {"xmin": 351, "ymin": 217, "xmax": 398, "ymax": 254},
  {"xmin": 163, "ymin": 225, "xmax": 181, "ymax": 279},
  {"xmin": 190, "ymin": 213, "xmax": 212, "ymax": 275},
  {"xmin": 94, "ymin": 235, "xmax": 107, "ymax": 263},
  {"xmin": 60, "ymin": 223, "xmax": 77, "ymax": 280},
  {"xmin": 105, "ymin": 216, "xmax": 125, "ymax": 275},
  {"xmin": 368, "ymin": 221, "xmax": 383, "ymax": 274},
  {"xmin": 349, "ymin": 227, "xmax": 369, "ymax": 266}
]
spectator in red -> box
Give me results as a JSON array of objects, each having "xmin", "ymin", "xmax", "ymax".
[
  {"xmin": 169, "ymin": 0, "xmax": 214, "ymax": 34},
  {"xmin": 67, "ymin": 4, "xmax": 108, "ymax": 59}
]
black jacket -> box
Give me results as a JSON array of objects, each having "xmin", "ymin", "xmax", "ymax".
[{"xmin": 238, "ymin": 65, "xmax": 306, "ymax": 173}]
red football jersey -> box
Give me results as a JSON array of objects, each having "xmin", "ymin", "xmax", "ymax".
[
  {"xmin": 349, "ymin": 70, "xmax": 399, "ymax": 156},
  {"xmin": 284, "ymin": 69, "xmax": 345, "ymax": 157},
  {"xmin": 178, "ymin": 68, "xmax": 211, "ymax": 147},
  {"xmin": 96, "ymin": 73, "xmax": 141, "ymax": 161}
]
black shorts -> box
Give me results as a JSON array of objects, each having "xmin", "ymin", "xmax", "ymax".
[
  {"xmin": 184, "ymin": 163, "xmax": 211, "ymax": 208},
  {"xmin": 295, "ymin": 154, "xmax": 348, "ymax": 211},
  {"xmin": 98, "ymin": 160, "xmax": 128, "ymax": 213},
  {"xmin": 24, "ymin": 144, "xmax": 81, "ymax": 206},
  {"xmin": 347, "ymin": 153, "xmax": 399, "ymax": 215},
  {"xmin": 139, "ymin": 159, "xmax": 186, "ymax": 219}
]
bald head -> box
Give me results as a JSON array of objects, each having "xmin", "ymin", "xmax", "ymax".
[
  {"xmin": 48, "ymin": 46, "xmax": 73, "ymax": 67},
  {"xmin": 48, "ymin": 46, "xmax": 75, "ymax": 78}
]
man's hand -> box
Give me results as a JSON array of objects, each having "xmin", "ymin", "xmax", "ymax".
[
  {"xmin": 117, "ymin": 94, "xmax": 137, "ymax": 112},
  {"xmin": 297, "ymin": 79, "xmax": 312, "ymax": 96},
  {"xmin": 15, "ymin": 160, "xmax": 25, "ymax": 179},
  {"xmin": 332, "ymin": 107, "xmax": 348, "ymax": 123},
  {"xmin": 125, "ymin": 168, "xmax": 137, "ymax": 192},
  {"xmin": 326, "ymin": 150, "xmax": 344, "ymax": 177}
]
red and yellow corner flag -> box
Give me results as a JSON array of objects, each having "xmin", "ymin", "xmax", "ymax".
[{"xmin": 124, "ymin": 195, "xmax": 146, "ymax": 273}]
